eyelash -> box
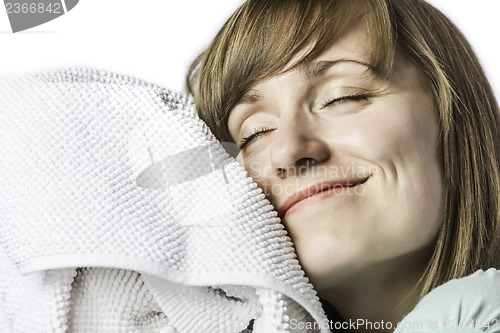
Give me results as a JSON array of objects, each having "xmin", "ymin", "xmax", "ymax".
[
  {"xmin": 237, "ymin": 94, "xmax": 369, "ymax": 149},
  {"xmin": 320, "ymin": 93, "xmax": 369, "ymax": 109},
  {"xmin": 239, "ymin": 126, "xmax": 275, "ymax": 150}
]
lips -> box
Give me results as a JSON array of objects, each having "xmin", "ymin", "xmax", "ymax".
[{"xmin": 277, "ymin": 178, "xmax": 369, "ymax": 218}]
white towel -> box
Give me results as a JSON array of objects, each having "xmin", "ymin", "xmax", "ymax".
[{"xmin": 0, "ymin": 68, "xmax": 330, "ymax": 333}]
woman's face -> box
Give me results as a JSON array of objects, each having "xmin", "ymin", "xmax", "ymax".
[{"xmin": 227, "ymin": 25, "xmax": 444, "ymax": 290}]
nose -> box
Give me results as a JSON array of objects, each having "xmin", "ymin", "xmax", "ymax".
[{"xmin": 270, "ymin": 115, "xmax": 330, "ymax": 178}]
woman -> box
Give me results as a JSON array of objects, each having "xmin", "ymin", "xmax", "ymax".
[{"xmin": 187, "ymin": 0, "xmax": 500, "ymax": 331}]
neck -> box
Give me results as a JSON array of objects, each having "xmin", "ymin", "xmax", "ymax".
[{"xmin": 318, "ymin": 249, "xmax": 431, "ymax": 333}]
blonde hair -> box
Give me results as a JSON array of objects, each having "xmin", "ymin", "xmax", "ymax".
[{"xmin": 187, "ymin": 0, "xmax": 500, "ymax": 310}]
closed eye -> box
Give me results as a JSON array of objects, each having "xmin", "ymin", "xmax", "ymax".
[
  {"xmin": 320, "ymin": 94, "xmax": 369, "ymax": 109},
  {"xmin": 239, "ymin": 127, "xmax": 275, "ymax": 150}
]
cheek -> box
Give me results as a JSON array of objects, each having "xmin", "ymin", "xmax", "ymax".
[
  {"xmin": 350, "ymin": 93, "xmax": 441, "ymax": 184},
  {"xmin": 367, "ymin": 97, "xmax": 444, "ymax": 244},
  {"xmin": 382, "ymin": 96, "xmax": 443, "ymax": 198},
  {"xmin": 335, "ymin": 95, "xmax": 444, "ymax": 237}
]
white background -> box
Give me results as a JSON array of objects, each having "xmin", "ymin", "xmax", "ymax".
[{"xmin": 0, "ymin": 0, "xmax": 499, "ymax": 97}]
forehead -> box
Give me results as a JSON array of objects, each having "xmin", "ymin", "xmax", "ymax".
[
  {"xmin": 237, "ymin": 24, "xmax": 373, "ymax": 104},
  {"xmin": 285, "ymin": 23, "xmax": 371, "ymax": 71}
]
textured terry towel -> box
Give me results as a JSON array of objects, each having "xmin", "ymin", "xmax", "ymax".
[{"xmin": 0, "ymin": 68, "xmax": 330, "ymax": 333}]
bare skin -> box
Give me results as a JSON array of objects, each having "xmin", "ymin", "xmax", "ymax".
[{"xmin": 228, "ymin": 25, "xmax": 444, "ymax": 332}]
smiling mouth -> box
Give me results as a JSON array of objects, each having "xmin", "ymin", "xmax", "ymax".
[{"xmin": 278, "ymin": 177, "xmax": 369, "ymax": 219}]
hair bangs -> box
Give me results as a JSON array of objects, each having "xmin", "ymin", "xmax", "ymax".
[{"xmin": 192, "ymin": 0, "xmax": 396, "ymax": 142}]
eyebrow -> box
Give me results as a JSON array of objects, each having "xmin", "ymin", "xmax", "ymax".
[
  {"xmin": 236, "ymin": 59, "xmax": 375, "ymax": 105},
  {"xmin": 238, "ymin": 89, "xmax": 264, "ymax": 105},
  {"xmin": 302, "ymin": 59, "xmax": 375, "ymax": 80}
]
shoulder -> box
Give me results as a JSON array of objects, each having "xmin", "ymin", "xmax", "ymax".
[{"xmin": 394, "ymin": 268, "xmax": 500, "ymax": 332}]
